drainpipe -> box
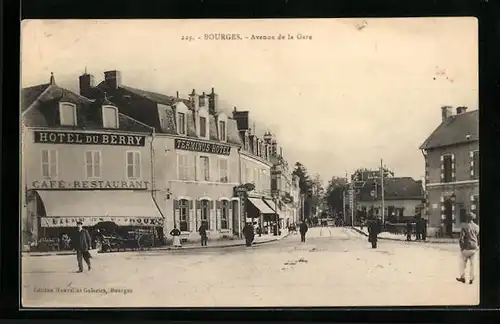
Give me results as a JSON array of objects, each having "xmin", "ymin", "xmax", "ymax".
[
  {"xmin": 237, "ymin": 147, "xmax": 242, "ymax": 238},
  {"xmin": 150, "ymin": 127, "xmax": 165, "ymax": 220}
]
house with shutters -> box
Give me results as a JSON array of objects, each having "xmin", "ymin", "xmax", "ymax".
[
  {"xmin": 80, "ymin": 70, "xmax": 245, "ymax": 241},
  {"xmin": 21, "ymin": 73, "xmax": 163, "ymax": 247},
  {"xmin": 419, "ymin": 106, "xmax": 479, "ymax": 238},
  {"xmin": 355, "ymin": 177, "xmax": 424, "ymax": 223}
]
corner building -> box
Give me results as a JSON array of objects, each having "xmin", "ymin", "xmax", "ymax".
[
  {"xmin": 21, "ymin": 74, "xmax": 163, "ymax": 247},
  {"xmin": 419, "ymin": 106, "xmax": 479, "ymax": 237}
]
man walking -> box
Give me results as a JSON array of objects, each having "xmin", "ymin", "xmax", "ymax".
[
  {"xmin": 73, "ymin": 221, "xmax": 92, "ymax": 273},
  {"xmin": 243, "ymin": 222, "xmax": 255, "ymax": 247},
  {"xmin": 299, "ymin": 221, "xmax": 308, "ymax": 243},
  {"xmin": 368, "ymin": 216, "xmax": 381, "ymax": 249},
  {"xmin": 456, "ymin": 212, "xmax": 480, "ymax": 284},
  {"xmin": 199, "ymin": 221, "xmax": 208, "ymax": 246}
]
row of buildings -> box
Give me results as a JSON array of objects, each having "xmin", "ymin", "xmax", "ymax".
[
  {"xmin": 21, "ymin": 70, "xmax": 301, "ymax": 246},
  {"xmin": 347, "ymin": 105, "xmax": 479, "ymax": 238}
]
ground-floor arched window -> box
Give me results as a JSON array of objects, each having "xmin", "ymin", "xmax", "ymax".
[
  {"xmin": 179, "ymin": 199, "xmax": 189, "ymax": 231},
  {"xmin": 200, "ymin": 199, "xmax": 212, "ymax": 230}
]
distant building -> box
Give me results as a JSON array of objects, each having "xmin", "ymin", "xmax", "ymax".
[
  {"xmin": 356, "ymin": 177, "xmax": 424, "ymax": 223},
  {"xmin": 21, "ymin": 73, "xmax": 162, "ymax": 246},
  {"xmin": 419, "ymin": 106, "xmax": 479, "ymax": 237}
]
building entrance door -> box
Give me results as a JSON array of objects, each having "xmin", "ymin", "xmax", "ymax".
[{"xmin": 444, "ymin": 199, "xmax": 453, "ymax": 237}]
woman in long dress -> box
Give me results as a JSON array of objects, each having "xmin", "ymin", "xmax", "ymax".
[{"xmin": 170, "ymin": 226, "xmax": 182, "ymax": 248}]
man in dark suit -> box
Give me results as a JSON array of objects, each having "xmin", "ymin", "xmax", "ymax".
[{"xmin": 73, "ymin": 221, "xmax": 92, "ymax": 273}]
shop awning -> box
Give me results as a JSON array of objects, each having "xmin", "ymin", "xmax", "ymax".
[
  {"xmin": 248, "ymin": 198, "xmax": 276, "ymax": 215},
  {"xmin": 36, "ymin": 190, "xmax": 163, "ymax": 228},
  {"xmin": 263, "ymin": 199, "xmax": 286, "ymax": 219}
]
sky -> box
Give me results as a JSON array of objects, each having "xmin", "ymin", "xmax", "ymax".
[{"xmin": 21, "ymin": 18, "xmax": 478, "ymax": 184}]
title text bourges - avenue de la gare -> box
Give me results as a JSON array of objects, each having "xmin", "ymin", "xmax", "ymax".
[{"xmin": 181, "ymin": 33, "xmax": 313, "ymax": 41}]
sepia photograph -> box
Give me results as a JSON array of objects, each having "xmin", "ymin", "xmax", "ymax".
[{"xmin": 20, "ymin": 18, "xmax": 479, "ymax": 308}]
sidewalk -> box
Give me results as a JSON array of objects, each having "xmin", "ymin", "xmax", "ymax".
[
  {"xmin": 22, "ymin": 231, "xmax": 291, "ymax": 257},
  {"xmin": 351, "ymin": 227, "xmax": 459, "ymax": 244}
]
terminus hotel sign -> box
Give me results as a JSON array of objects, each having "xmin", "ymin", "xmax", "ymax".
[
  {"xmin": 175, "ymin": 139, "xmax": 231, "ymax": 155},
  {"xmin": 34, "ymin": 131, "xmax": 146, "ymax": 147}
]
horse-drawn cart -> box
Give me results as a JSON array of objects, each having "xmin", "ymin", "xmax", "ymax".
[{"xmin": 93, "ymin": 222, "xmax": 155, "ymax": 253}]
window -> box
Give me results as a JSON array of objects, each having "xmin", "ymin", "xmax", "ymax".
[
  {"xmin": 200, "ymin": 200, "xmax": 211, "ymax": 230},
  {"xmin": 472, "ymin": 151, "xmax": 479, "ymax": 180},
  {"xmin": 41, "ymin": 149, "xmax": 57, "ymax": 178},
  {"xmin": 442, "ymin": 155, "xmax": 452, "ymax": 183},
  {"xmin": 220, "ymin": 200, "xmax": 229, "ymax": 229},
  {"xmin": 218, "ymin": 120, "xmax": 226, "ymax": 141},
  {"xmin": 459, "ymin": 206, "xmax": 467, "ymax": 223},
  {"xmin": 59, "ymin": 102, "xmax": 77, "ymax": 126},
  {"xmin": 102, "ymin": 106, "xmax": 119, "ymax": 128},
  {"xmin": 200, "ymin": 156, "xmax": 210, "ymax": 181},
  {"xmin": 85, "ymin": 151, "xmax": 101, "ymax": 178},
  {"xmin": 471, "ymin": 195, "xmax": 479, "ymax": 223},
  {"xmin": 179, "ymin": 199, "xmax": 190, "ymax": 231},
  {"xmin": 219, "ymin": 158, "xmax": 229, "ymax": 183},
  {"xmin": 126, "ymin": 151, "xmax": 141, "ymax": 179},
  {"xmin": 199, "ymin": 116, "xmax": 207, "ymax": 138},
  {"xmin": 178, "ymin": 112, "xmax": 186, "ymax": 135},
  {"xmin": 177, "ymin": 154, "xmax": 189, "ymax": 180}
]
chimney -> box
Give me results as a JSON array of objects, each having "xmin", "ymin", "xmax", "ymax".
[
  {"xmin": 209, "ymin": 88, "xmax": 218, "ymax": 115},
  {"xmin": 189, "ymin": 89, "xmax": 199, "ymax": 110},
  {"xmin": 176, "ymin": 91, "xmax": 179, "ymax": 98},
  {"xmin": 441, "ymin": 106, "xmax": 453, "ymax": 122},
  {"xmin": 456, "ymin": 106, "xmax": 468, "ymax": 115},
  {"xmin": 49, "ymin": 72, "xmax": 55, "ymax": 85},
  {"xmin": 103, "ymin": 70, "xmax": 122, "ymax": 90},
  {"xmin": 79, "ymin": 72, "xmax": 95, "ymax": 97},
  {"xmin": 232, "ymin": 110, "xmax": 249, "ymax": 130}
]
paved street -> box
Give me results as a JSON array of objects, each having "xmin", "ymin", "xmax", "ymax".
[{"xmin": 22, "ymin": 227, "xmax": 479, "ymax": 308}]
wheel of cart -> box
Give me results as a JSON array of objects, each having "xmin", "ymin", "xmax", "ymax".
[{"xmin": 137, "ymin": 233, "xmax": 154, "ymax": 250}]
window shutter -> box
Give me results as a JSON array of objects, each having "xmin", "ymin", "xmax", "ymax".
[
  {"xmin": 451, "ymin": 154, "xmax": 456, "ymax": 182},
  {"xmin": 216, "ymin": 201, "xmax": 222, "ymax": 230},
  {"xmin": 173, "ymin": 200, "xmax": 180, "ymax": 228},
  {"xmin": 440, "ymin": 155, "xmax": 445, "ymax": 182},
  {"xmin": 195, "ymin": 200, "xmax": 201, "ymax": 230},
  {"xmin": 228, "ymin": 201, "xmax": 233, "ymax": 231},
  {"xmin": 189, "ymin": 200, "xmax": 195, "ymax": 232},
  {"xmin": 469, "ymin": 151, "xmax": 474, "ymax": 179}
]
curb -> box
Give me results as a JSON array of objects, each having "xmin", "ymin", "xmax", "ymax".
[
  {"xmin": 22, "ymin": 232, "xmax": 291, "ymax": 257},
  {"xmin": 350, "ymin": 227, "xmax": 458, "ymax": 244}
]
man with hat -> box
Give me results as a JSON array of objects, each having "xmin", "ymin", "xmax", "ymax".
[
  {"xmin": 72, "ymin": 221, "xmax": 93, "ymax": 273},
  {"xmin": 456, "ymin": 212, "xmax": 479, "ymax": 284}
]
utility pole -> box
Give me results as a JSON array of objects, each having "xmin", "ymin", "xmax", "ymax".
[{"xmin": 380, "ymin": 159, "xmax": 385, "ymax": 224}]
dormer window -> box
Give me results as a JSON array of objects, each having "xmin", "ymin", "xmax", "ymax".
[
  {"xmin": 198, "ymin": 106, "xmax": 209, "ymax": 139},
  {"xmin": 200, "ymin": 116, "xmax": 207, "ymax": 137},
  {"xmin": 178, "ymin": 112, "xmax": 186, "ymax": 135},
  {"xmin": 219, "ymin": 120, "xmax": 226, "ymax": 141},
  {"xmin": 59, "ymin": 102, "xmax": 77, "ymax": 126},
  {"xmin": 102, "ymin": 105, "xmax": 119, "ymax": 129}
]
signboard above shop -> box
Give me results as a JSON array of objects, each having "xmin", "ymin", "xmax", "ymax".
[
  {"xmin": 40, "ymin": 216, "xmax": 164, "ymax": 228},
  {"xmin": 34, "ymin": 131, "xmax": 146, "ymax": 147},
  {"xmin": 175, "ymin": 139, "xmax": 231, "ymax": 156},
  {"xmin": 31, "ymin": 180, "xmax": 150, "ymax": 190}
]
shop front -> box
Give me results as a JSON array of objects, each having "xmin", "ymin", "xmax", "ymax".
[{"xmin": 30, "ymin": 189, "xmax": 164, "ymax": 251}]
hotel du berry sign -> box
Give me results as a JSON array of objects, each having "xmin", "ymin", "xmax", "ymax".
[{"xmin": 34, "ymin": 131, "xmax": 146, "ymax": 147}]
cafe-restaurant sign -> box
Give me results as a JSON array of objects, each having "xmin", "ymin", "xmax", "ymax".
[
  {"xmin": 40, "ymin": 216, "xmax": 164, "ymax": 228},
  {"xmin": 34, "ymin": 131, "xmax": 146, "ymax": 147},
  {"xmin": 32, "ymin": 180, "xmax": 150, "ymax": 190},
  {"xmin": 175, "ymin": 139, "xmax": 231, "ymax": 156}
]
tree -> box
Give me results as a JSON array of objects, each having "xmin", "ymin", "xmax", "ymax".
[
  {"xmin": 292, "ymin": 162, "xmax": 314, "ymax": 219},
  {"xmin": 324, "ymin": 176, "xmax": 349, "ymax": 217},
  {"xmin": 351, "ymin": 167, "xmax": 395, "ymax": 181},
  {"xmin": 310, "ymin": 173, "xmax": 325, "ymax": 216},
  {"xmin": 292, "ymin": 162, "xmax": 312, "ymax": 194}
]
